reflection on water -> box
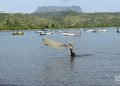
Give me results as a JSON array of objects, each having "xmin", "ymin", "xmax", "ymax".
[
  {"xmin": 70, "ymin": 54, "xmax": 93, "ymax": 64},
  {"xmin": 0, "ymin": 84, "xmax": 18, "ymax": 86},
  {"xmin": 75, "ymin": 54, "xmax": 93, "ymax": 58},
  {"xmin": 70, "ymin": 56, "xmax": 75, "ymax": 64},
  {"xmin": 0, "ymin": 28, "xmax": 120, "ymax": 86}
]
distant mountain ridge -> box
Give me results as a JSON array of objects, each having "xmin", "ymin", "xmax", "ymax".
[{"xmin": 34, "ymin": 6, "xmax": 83, "ymax": 13}]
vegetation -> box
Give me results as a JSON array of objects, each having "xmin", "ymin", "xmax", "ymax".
[
  {"xmin": 0, "ymin": 11, "xmax": 120, "ymax": 30},
  {"xmin": 0, "ymin": 13, "xmax": 52, "ymax": 30}
]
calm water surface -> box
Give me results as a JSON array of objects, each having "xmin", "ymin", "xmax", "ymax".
[{"xmin": 0, "ymin": 28, "xmax": 120, "ymax": 86}]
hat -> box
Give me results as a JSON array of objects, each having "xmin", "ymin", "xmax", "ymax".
[{"xmin": 68, "ymin": 42, "xmax": 74, "ymax": 46}]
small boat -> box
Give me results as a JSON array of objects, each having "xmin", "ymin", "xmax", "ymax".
[
  {"xmin": 117, "ymin": 30, "xmax": 120, "ymax": 33},
  {"xmin": 46, "ymin": 31, "xmax": 55, "ymax": 35},
  {"xmin": 12, "ymin": 31, "xmax": 24, "ymax": 35},
  {"xmin": 117, "ymin": 27, "xmax": 120, "ymax": 33},
  {"xmin": 36, "ymin": 30, "xmax": 43, "ymax": 33},
  {"xmin": 99, "ymin": 29, "xmax": 107, "ymax": 32},
  {"xmin": 40, "ymin": 31, "xmax": 55, "ymax": 35},
  {"xmin": 86, "ymin": 29, "xmax": 95, "ymax": 32},
  {"xmin": 92, "ymin": 29, "xmax": 107, "ymax": 32},
  {"xmin": 61, "ymin": 32, "xmax": 80, "ymax": 36},
  {"xmin": 40, "ymin": 32, "xmax": 47, "ymax": 35}
]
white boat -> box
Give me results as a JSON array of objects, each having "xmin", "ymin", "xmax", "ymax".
[
  {"xmin": 61, "ymin": 32, "xmax": 80, "ymax": 36},
  {"xmin": 86, "ymin": 29, "xmax": 95, "ymax": 32},
  {"xmin": 36, "ymin": 30, "xmax": 43, "ymax": 33},
  {"xmin": 40, "ymin": 32, "xmax": 47, "ymax": 35},
  {"xmin": 92, "ymin": 29, "xmax": 107, "ymax": 32},
  {"xmin": 40, "ymin": 31, "xmax": 55, "ymax": 35},
  {"xmin": 46, "ymin": 31, "xmax": 55, "ymax": 35},
  {"xmin": 97, "ymin": 29, "xmax": 107, "ymax": 32}
]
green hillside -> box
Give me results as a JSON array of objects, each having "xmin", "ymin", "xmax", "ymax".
[
  {"xmin": 32, "ymin": 11, "xmax": 120, "ymax": 28},
  {"xmin": 0, "ymin": 13, "xmax": 51, "ymax": 30},
  {"xmin": 0, "ymin": 11, "xmax": 120, "ymax": 30}
]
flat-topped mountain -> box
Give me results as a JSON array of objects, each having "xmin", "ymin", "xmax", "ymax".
[{"xmin": 34, "ymin": 6, "xmax": 83, "ymax": 13}]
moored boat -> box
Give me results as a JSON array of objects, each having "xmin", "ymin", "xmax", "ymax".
[
  {"xmin": 12, "ymin": 31, "xmax": 24, "ymax": 35},
  {"xmin": 117, "ymin": 27, "xmax": 120, "ymax": 33},
  {"xmin": 92, "ymin": 29, "xmax": 107, "ymax": 32},
  {"xmin": 40, "ymin": 31, "xmax": 55, "ymax": 35},
  {"xmin": 61, "ymin": 32, "xmax": 80, "ymax": 36},
  {"xmin": 86, "ymin": 29, "xmax": 95, "ymax": 32}
]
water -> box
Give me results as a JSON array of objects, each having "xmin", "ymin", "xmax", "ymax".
[{"xmin": 0, "ymin": 28, "xmax": 120, "ymax": 86}]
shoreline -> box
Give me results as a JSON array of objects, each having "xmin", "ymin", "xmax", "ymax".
[{"xmin": 0, "ymin": 27, "xmax": 117, "ymax": 32}]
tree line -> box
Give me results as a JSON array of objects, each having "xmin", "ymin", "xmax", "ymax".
[{"xmin": 0, "ymin": 11, "xmax": 120, "ymax": 30}]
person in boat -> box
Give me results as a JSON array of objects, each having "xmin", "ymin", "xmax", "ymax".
[{"xmin": 117, "ymin": 27, "xmax": 120, "ymax": 33}]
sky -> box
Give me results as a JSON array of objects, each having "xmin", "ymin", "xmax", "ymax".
[{"xmin": 0, "ymin": 0, "xmax": 120, "ymax": 13}]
